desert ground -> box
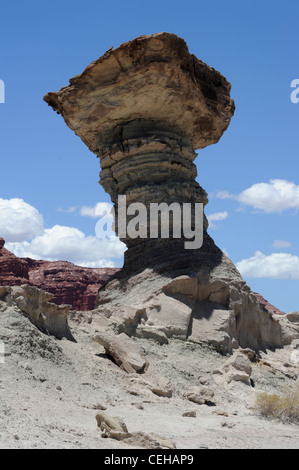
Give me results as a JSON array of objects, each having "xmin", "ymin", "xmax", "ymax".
[{"xmin": 1, "ymin": 301, "xmax": 298, "ymax": 450}]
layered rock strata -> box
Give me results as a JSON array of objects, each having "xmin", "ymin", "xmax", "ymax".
[
  {"xmin": 0, "ymin": 238, "xmax": 118, "ymax": 311},
  {"xmin": 253, "ymin": 292, "xmax": 286, "ymax": 316},
  {"xmin": 44, "ymin": 32, "xmax": 234, "ymax": 271},
  {"xmin": 93, "ymin": 331, "xmax": 149, "ymax": 374},
  {"xmin": 0, "ymin": 238, "xmax": 30, "ymax": 285},
  {"xmin": 26, "ymin": 259, "xmax": 118, "ymax": 311},
  {"xmin": 44, "ymin": 32, "xmax": 294, "ymax": 352},
  {"xmin": 0, "ymin": 284, "xmax": 72, "ymax": 340}
]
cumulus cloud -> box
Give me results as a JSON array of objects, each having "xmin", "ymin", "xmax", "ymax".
[
  {"xmin": 208, "ymin": 211, "xmax": 229, "ymax": 222},
  {"xmin": 0, "ymin": 196, "xmax": 125, "ymax": 267},
  {"xmin": 80, "ymin": 202, "xmax": 113, "ymax": 219},
  {"xmin": 236, "ymin": 251, "xmax": 299, "ymax": 280},
  {"xmin": 57, "ymin": 206, "xmax": 78, "ymax": 213},
  {"xmin": 215, "ymin": 191, "xmax": 234, "ymax": 200},
  {"xmin": 272, "ymin": 239, "xmax": 292, "ymax": 249},
  {"xmin": 216, "ymin": 179, "xmax": 299, "ymax": 214},
  {"xmin": 0, "ymin": 198, "xmax": 44, "ymax": 242},
  {"xmin": 6, "ymin": 225, "xmax": 125, "ymax": 268},
  {"xmin": 207, "ymin": 211, "xmax": 228, "ymax": 229}
]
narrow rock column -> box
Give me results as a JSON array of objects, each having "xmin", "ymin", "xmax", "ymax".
[{"xmin": 98, "ymin": 119, "xmax": 208, "ymax": 267}]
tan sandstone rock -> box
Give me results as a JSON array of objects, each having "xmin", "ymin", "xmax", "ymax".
[
  {"xmin": 182, "ymin": 411, "xmax": 197, "ymax": 418},
  {"xmin": 93, "ymin": 331, "xmax": 149, "ymax": 374},
  {"xmin": 277, "ymin": 312, "xmax": 299, "ymax": 345},
  {"xmin": 95, "ymin": 410, "xmax": 176, "ymax": 448},
  {"xmin": 0, "ymin": 284, "xmax": 72, "ymax": 340},
  {"xmin": 213, "ymin": 352, "xmax": 253, "ymax": 386},
  {"xmin": 183, "ymin": 384, "xmax": 215, "ymax": 405},
  {"xmin": 96, "ymin": 411, "xmax": 128, "ymax": 435},
  {"xmin": 286, "ymin": 312, "xmax": 299, "ymax": 323},
  {"xmin": 127, "ymin": 373, "xmax": 173, "ymax": 398}
]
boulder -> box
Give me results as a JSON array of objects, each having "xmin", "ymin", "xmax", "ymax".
[
  {"xmin": 96, "ymin": 411, "xmax": 176, "ymax": 448},
  {"xmin": 127, "ymin": 374, "xmax": 173, "ymax": 398},
  {"xmin": 146, "ymin": 375, "xmax": 173, "ymax": 398},
  {"xmin": 276, "ymin": 313, "xmax": 299, "ymax": 346},
  {"xmin": 223, "ymin": 352, "xmax": 252, "ymax": 376},
  {"xmin": 183, "ymin": 384, "xmax": 215, "ymax": 405},
  {"xmin": 213, "ymin": 352, "xmax": 252, "ymax": 386},
  {"xmin": 0, "ymin": 284, "xmax": 73, "ymax": 340},
  {"xmin": 93, "ymin": 332, "xmax": 149, "ymax": 374},
  {"xmin": 182, "ymin": 411, "xmax": 197, "ymax": 418},
  {"xmin": 96, "ymin": 411, "xmax": 128, "ymax": 434}
]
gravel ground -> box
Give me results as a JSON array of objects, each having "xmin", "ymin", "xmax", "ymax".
[{"xmin": 0, "ymin": 306, "xmax": 299, "ymax": 449}]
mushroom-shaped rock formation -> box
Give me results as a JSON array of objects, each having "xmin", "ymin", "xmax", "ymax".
[
  {"xmin": 44, "ymin": 33, "xmax": 235, "ymax": 270},
  {"xmin": 44, "ymin": 33, "xmax": 289, "ymax": 352}
]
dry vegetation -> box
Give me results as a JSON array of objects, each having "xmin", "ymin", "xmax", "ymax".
[{"xmin": 255, "ymin": 384, "xmax": 299, "ymax": 423}]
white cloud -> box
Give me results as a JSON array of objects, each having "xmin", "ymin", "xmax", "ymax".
[
  {"xmin": 215, "ymin": 191, "xmax": 234, "ymax": 200},
  {"xmin": 80, "ymin": 202, "xmax": 113, "ymax": 219},
  {"xmin": 236, "ymin": 251, "xmax": 299, "ymax": 280},
  {"xmin": 208, "ymin": 211, "xmax": 229, "ymax": 222},
  {"xmin": 6, "ymin": 225, "xmax": 125, "ymax": 268},
  {"xmin": 0, "ymin": 198, "xmax": 44, "ymax": 242},
  {"xmin": 272, "ymin": 239, "xmax": 292, "ymax": 249},
  {"xmin": 216, "ymin": 179, "xmax": 299, "ymax": 214},
  {"xmin": 57, "ymin": 206, "xmax": 78, "ymax": 213},
  {"xmin": 207, "ymin": 211, "xmax": 228, "ymax": 229},
  {"xmin": 238, "ymin": 180, "xmax": 299, "ymax": 213}
]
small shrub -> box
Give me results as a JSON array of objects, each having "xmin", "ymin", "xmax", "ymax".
[
  {"xmin": 255, "ymin": 392, "xmax": 283, "ymax": 419},
  {"xmin": 255, "ymin": 384, "xmax": 299, "ymax": 423},
  {"xmin": 281, "ymin": 385, "xmax": 299, "ymax": 422}
]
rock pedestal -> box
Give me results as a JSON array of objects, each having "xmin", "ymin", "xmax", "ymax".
[
  {"xmin": 44, "ymin": 33, "xmax": 291, "ymax": 352},
  {"xmin": 44, "ymin": 32, "xmax": 235, "ymax": 271},
  {"xmin": 99, "ymin": 119, "xmax": 210, "ymax": 269}
]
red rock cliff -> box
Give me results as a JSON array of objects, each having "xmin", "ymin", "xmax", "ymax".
[
  {"xmin": 0, "ymin": 238, "xmax": 119, "ymax": 310},
  {"xmin": 0, "ymin": 238, "xmax": 284, "ymax": 315},
  {"xmin": 0, "ymin": 238, "xmax": 30, "ymax": 285}
]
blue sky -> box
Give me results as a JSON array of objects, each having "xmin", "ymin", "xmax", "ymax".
[{"xmin": 0, "ymin": 0, "xmax": 298, "ymax": 313}]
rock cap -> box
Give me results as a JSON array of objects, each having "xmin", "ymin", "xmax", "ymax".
[{"xmin": 44, "ymin": 32, "xmax": 235, "ymax": 152}]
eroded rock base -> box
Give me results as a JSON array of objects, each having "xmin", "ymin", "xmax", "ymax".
[
  {"xmin": 0, "ymin": 284, "xmax": 73, "ymax": 340},
  {"xmin": 95, "ymin": 252, "xmax": 298, "ymax": 354}
]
